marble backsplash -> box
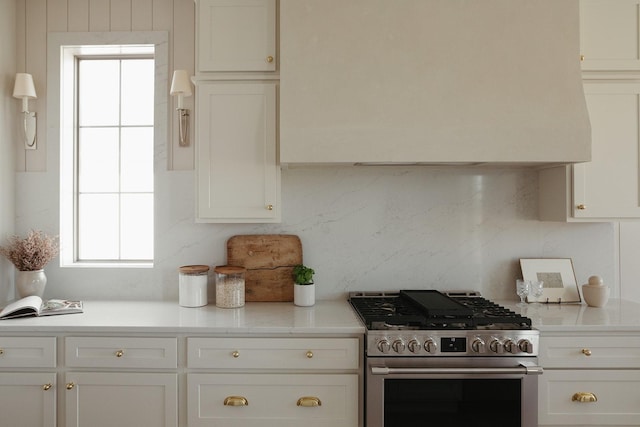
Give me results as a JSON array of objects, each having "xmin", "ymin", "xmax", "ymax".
[{"xmin": 13, "ymin": 166, "xmax": 615, "ymax": 303}]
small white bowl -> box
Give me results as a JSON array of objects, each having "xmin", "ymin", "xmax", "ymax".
[{"xmin": 582, "ymin": 284, "xmax": 610, "ymax": 308}]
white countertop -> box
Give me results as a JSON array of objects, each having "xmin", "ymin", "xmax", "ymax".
[
  {"xmin": 0, "ymin": 300, "xmax": 365, "ymax": 335},
  {"xmin": 500, "ymin": 298, "xmax": 640, "ymax": 333}
]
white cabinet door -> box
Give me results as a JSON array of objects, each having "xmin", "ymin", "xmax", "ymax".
[
  {"xmin": 580, "ymin": 0, "xmax": 640, "ymax": 70},
  {"xmin": 0, "ymin": 373, "xmax": 56, "ymax": 427},
  {"xmin": 64, "ymin": 372, "xmax": 177, "ymax": 427},
  {"xmin": 573, "ymin": 82, "xmax": 640, "ymax": 218},
  {"xmin": 196, "ymin": 82, "xmax": 280, "ymax": 222},
  {"xmin": 197, "ymin": 0, "xmax": 276, "ymax": 72}
]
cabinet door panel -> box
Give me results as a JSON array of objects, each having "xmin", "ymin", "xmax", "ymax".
[
  {"xmin": 65, "ymin": 372, "xmax": 177, "ymax": 427},
  {"xmin": 0, "ymin": 373, "xmax": 56, "ymax": 427},
  {"xmin": 573, "ymin": 82, "xmax": 640, "ymax": 218},
  {"xmin": 196, "ymin": 82, "xmax": 280, "ymax": 222},
  {"xmin": 580, "ymin": 0, "xmax": 640, "ymax": 70}
]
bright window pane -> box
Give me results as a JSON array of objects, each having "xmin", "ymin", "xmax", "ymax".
[
  {"xmin": 78, "ymin": 128, "xmax": 119, "ymax": 193},
  {"xmin": 78, "ymin": 60, "xmax": 120, "ymax": 126},
  {"xmin": 121, "ymin": 59, "xmax": 155, "ymax": 125},
  {"xmin": 121, "ymin": 127, "xmax": 154, "ymax": 192},
  {"xmin": 120, "ymin": 194, "xmax": 154, "ymax": 259},
  {"xmin": 78, "ymin": 194, "xmax": 119, "ymax": 259}
]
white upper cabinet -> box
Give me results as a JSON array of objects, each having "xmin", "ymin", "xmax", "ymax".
[
  {"xmin": 197, "ymin": 0, "xmax": 276, "ymax": 72},
  {"xmin": 580, "ymin": 0, "xmax": 640, "ymax": 71}
]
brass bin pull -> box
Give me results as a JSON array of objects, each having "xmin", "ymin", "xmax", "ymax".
[
  {"xmin": 115, "ymin": 349, "xmax": 124, "ymax": 358},
  {"xmin": 297, "ymin": 396, "xmax": 322, "ymax": 407},
  {"xmin": 581, "ymin": 348, "xmax": 592, "ymax": 356},
  {"xmin": 306, "ymin": 350, "xmax": 313, "ymax": 358},
  {"xmin": 42, "ymin": 383, "xmax": 52, "ymax": 391},
  {"xmin": 0, "ymin": 348, "xmax": 4, "ymax": 355},
  {"xmin": 224, "ymin": 396, "xmax": 248, "ymax": 406},
  {"xmin": 66, "ymin": 382, "xmax": 75, "ymax": 390},
  {"xmin": 572, "ymin": 392, "xmax": 597, "ymax": 403},
  {"xmin": 232, "ymin": 350, "xmax": 240, "ymax": 358}
]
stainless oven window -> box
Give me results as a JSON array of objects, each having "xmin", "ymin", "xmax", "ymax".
[{"xmin": 383, "ymin": 378, "xmax": 521, "ymax": 427}]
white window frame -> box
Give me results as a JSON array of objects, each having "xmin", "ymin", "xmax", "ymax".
[{"xmin": 48, "ymin": 32, "xmax": 168, "ymax": 268}]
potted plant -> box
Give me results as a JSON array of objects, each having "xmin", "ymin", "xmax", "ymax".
[
  {"xmin": 293, "ymin": 264, "xmax": 315, "ymax": 306},
  {"xmin": 0, "ymin": 230, "xmax": 59, "ymax": 298}
]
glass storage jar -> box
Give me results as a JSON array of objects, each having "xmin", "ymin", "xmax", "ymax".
[
  {"xmin": 214, "ymin": 265, "xmax": 246, "ymax": 308},
  {"xmin": 178, "ymin": 265, "xmax": 210, "ymax": 307}
]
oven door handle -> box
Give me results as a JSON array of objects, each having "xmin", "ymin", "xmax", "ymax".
[{"xmin": 371, "ymin": 362, "xmax": 544, "ymax": 376}]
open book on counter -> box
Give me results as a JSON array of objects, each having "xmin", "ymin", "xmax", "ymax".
[{"xmin": 0, "ymin": 296, "xmax": 83, "ymax": 320}]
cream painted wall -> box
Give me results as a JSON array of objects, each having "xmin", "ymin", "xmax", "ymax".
[
  {"xmin": 1, "ymin": 0, "xmax": 17, "ymax": 303},
  {"xmin": 11, "ymin": 0, "xmax": 629, "ymax": 304}
]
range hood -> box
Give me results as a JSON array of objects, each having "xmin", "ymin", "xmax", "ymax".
[{"xmin": 279, "ymin": 0, "xmax": 591, "ymax": 166}]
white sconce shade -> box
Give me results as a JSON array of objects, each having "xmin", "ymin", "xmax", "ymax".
[
  {"xmin": 13, "ymin": 73, "xmax": 38, "ymax": 150},
  {"xmin": 170, "ymin": 70, "xmax": 192, "ymax": 147}
]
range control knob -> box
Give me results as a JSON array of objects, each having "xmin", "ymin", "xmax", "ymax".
[
  {"xmin": 392, "ymin": 339, "xmax": 406, "ymax": 354},
  {"xmin": 471, "ymin": 338, "xmax": 486, "ymax": 353},
  {"xmin": 518, "ymin": 339, "xmax": 533, "ymax": 354},
  {"xmin": 407, "ymin": 339, "xmax": 422, "ymax": 354},
  {"xmin": 424, "ymin": 338, "xmax": 437, "ymax": 354},
  {"xmin": 377, "ymin": 339, "xmax": 391, "ymax": 354},
  {"xmin": 489, "ymin": 338, "xmax": 504, "ymax": 354},
  {"xmin": 504, "ymin": 339, "xmax": 517, "ymax": 353}
]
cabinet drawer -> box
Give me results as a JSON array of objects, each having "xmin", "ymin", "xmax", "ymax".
[
  {"xmin": 187, "ymin": 337, "xmax": 359, "ymax": 370},
  {"xmin": 539, "ymin": 369, "xmax": 640, "ymax": 425},
  {"xmin": 0, "ymin": 337, "xmax": 56, "ymax": 368},
  {"xmin": 540, "ymin": 336, "xmax": 640, "ymax": 368},
  {"xmin": 187, "ymin": 373, "xmax": 358, "ymax": 427},
  {"xmin": 65, "ymin": 337, "xmax": 177, "ymax": 369}
]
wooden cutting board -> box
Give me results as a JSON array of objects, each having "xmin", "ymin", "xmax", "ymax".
[{"xmin": 226, "ymin": 234, "xmax": 302, "ymax": 302}]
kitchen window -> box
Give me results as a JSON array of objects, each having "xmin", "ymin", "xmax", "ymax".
[{"xmin": 52, "ymin": 32, "xmax": 168, "ymax": 268}]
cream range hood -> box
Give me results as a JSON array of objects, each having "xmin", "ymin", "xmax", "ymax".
[{"xmin": 279, "ymin": 0, "xmax": 591, "ymax": 166}]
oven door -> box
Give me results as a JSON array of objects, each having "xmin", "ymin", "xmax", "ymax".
[{"xmin": 366, "ymin": 357, "xmax": 542, "ymax": 427}]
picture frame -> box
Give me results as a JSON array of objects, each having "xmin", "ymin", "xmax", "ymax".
[{"xmin": 519, "ymin": 258, "xmax": 581, "ymax": 304}]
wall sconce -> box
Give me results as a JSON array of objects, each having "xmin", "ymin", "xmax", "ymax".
[
  {"xmin": 170, "ymin": 70, "xmax": 192, "ymax": 147},
  {"xmin": 13, "ymin": 73, "xmax": 38, "ymax": 150}
]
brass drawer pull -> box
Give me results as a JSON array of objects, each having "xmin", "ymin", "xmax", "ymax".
[
  {"xmin": 306, "ymin": 350, "xmax": 313, "ymax": 358},
  {"xmin": 577, "ymin": 204, "xmax": 587, "ymax": 210},
  {"xmin": 115, "ymin": 349, "xmax": 124, "ymax": 358},
  {"xmin": 581, "ymin": 348, "xmax": 592, "ymax": 356},
  {"xmin": 224, "ymin": 396, "xmax": 248, "ymax": 406},
  {"xmin": 42, "ymin": 383, "xmax": 52, "ymax": 391},
  {"xmin": 66, "ymin": 382, "xmax": 75, "ymax": 390},
  {"xmin": 0, "ymin": 348, "xmax": 4, "ymax": 355},
  {"xmin": 297, "ymin": 396, "xmax": 322, "ymax": 407},
  {"xmin": 572, "ymin": 392, "xmax": 597, "ymax": 403},
  {"xmin": 266, "ymin": 55, "xmax": 274, "ymax": 63},
  {"xmin": 232, "ymin": 350, "xmax": 240, "ymax": 358}
]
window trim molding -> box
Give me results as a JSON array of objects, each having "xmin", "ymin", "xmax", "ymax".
[{"xmin": 48, "ymin": 31, "xmax": 168, "ymax": 268}]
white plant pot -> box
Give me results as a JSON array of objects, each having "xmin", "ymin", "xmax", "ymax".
[
  {"xmin": 15, "ymin": 269, "xmax": 47, "ymax": 298},
  {"xmin": 294, "ymin": 283, "xmax": 315, "ymax": 306}
]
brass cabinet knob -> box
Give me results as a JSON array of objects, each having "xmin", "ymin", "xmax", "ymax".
[
  {"xmin": 66, "ymin": 382, "xmax": 75, "ymax": 390},
  {"xmin": 232, "ymin": 350, "xmax": 240, "ymax": 358},
  {"xmin": 224, "ymin": 396, "xmax": 248, "ymax": 406},
  {"xmin": 266, "ymin": 55, "xmax": 274, "ymax": 63},
  {"xmin": 115, "ymin": 349, "xmax": 124, "ymax": 358},
  {"xmin": 572, "ymin": 392, "xmax": 597, "ymax": 403},
  {"xmin": 297, "ymin": 396, "xmax": 322, "ymax": 407},
  {"xmin": 306, "ymin": 350, "xmax": 313, "ymax": 358},
  {"xmin": 581, "ymin": 348, "xmax": 592, "ymax": 356},
  {"xmin": 580, "ymin": 54, "xmax": 585, "ymax": 61},
  {"xmin": 266, "ymin": 204, "xmax": 273, "ymax": 211},
  {"xmin": 0, "ymin": 348, "xmax": 4, "ymax": 355},
  {"xmin": 42, "ymin": 383, "xmax": 52, "ymax": 391},
  {"xmin": 577, "ymin": 204, "xmax": 587, "ymax": 210}
]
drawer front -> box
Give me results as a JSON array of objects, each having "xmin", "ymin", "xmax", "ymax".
[
  {"xmin": 187, "ymin": 373, "xmax": 358, "ymax": 427},
  {"xmin": 540, "ymin": 336, "xmax": 640, "ymax": 368},
  {"xmin": 65, "ymin": 337, "xmax": 177, "ymax": 369},
  {"xmin": 539, "ymin": 369, "xmax": 640, "ymax": 425},
  {"xmin": 0, "ymin": 337, "xmax": 56, "ymax": 368},
  {"xmin": 187, "ymin": 337, "xmax": 359, "ymax": 370}
]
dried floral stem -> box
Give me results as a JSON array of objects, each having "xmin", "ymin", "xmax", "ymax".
[{"xmin": 0, "ymin": 230, "xmax": 59, "ymax": 271}]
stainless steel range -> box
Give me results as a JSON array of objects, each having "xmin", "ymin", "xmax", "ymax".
[{"xmin": 349, "ymin": 290, "xmax": 542, "ymax": 427}]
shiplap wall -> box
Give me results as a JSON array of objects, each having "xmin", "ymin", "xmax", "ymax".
[{"xmin": 15, "ymin": 0, "xmax": 195, "ymax": 172}]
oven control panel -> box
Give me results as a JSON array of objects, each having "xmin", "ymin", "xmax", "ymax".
[{"xmin": 367, "ymin": 331, "xmax": 539, "ymax": 357}]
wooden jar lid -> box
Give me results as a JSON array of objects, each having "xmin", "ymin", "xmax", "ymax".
[
  {"xmin": 214, "ymin": 265, "xmax": 246, "ymax": 275},
  {"xmin": 179, "ymin": 265, "xmax": 210, "ymax": 275}
]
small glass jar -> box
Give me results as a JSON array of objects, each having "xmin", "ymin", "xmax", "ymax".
[
  {"xmin": 214, "ymin": 265, "xmax": 246, "ymax": 308},
  {"xmin": 178, "ymin": 265, "xmax": 210, "ymax": 307}
]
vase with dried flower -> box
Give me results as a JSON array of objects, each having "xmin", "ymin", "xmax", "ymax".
[{"xmin": 0, "ymin": 230, "xmax": 59, "ymax": 298}]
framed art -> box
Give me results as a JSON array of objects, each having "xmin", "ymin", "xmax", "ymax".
[{"xmin": 519, "ymin": 258, "xmax": 581, "ymax": 303}]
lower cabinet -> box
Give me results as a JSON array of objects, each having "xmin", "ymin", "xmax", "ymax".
[
  {"xmin": 539, "ymin": 333, "xmax": 640, "ymax": 426},
  {"xmin": 0, "ymin": 372, "xmax": 56, "ymax": 427}
]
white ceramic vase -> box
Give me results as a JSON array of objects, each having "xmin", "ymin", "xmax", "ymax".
[
  {"xmin": 15, "ymin": 269, "xmax": 47, "ymax": 298},
  {"xmin": 294, "ymin": 283, "xmax": 315, "ymax": 306}
]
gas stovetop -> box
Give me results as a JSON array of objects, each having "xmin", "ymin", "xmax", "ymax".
[{"xmin": 349, "ymin": 290, "xmax": 538, "ymax": 357}]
